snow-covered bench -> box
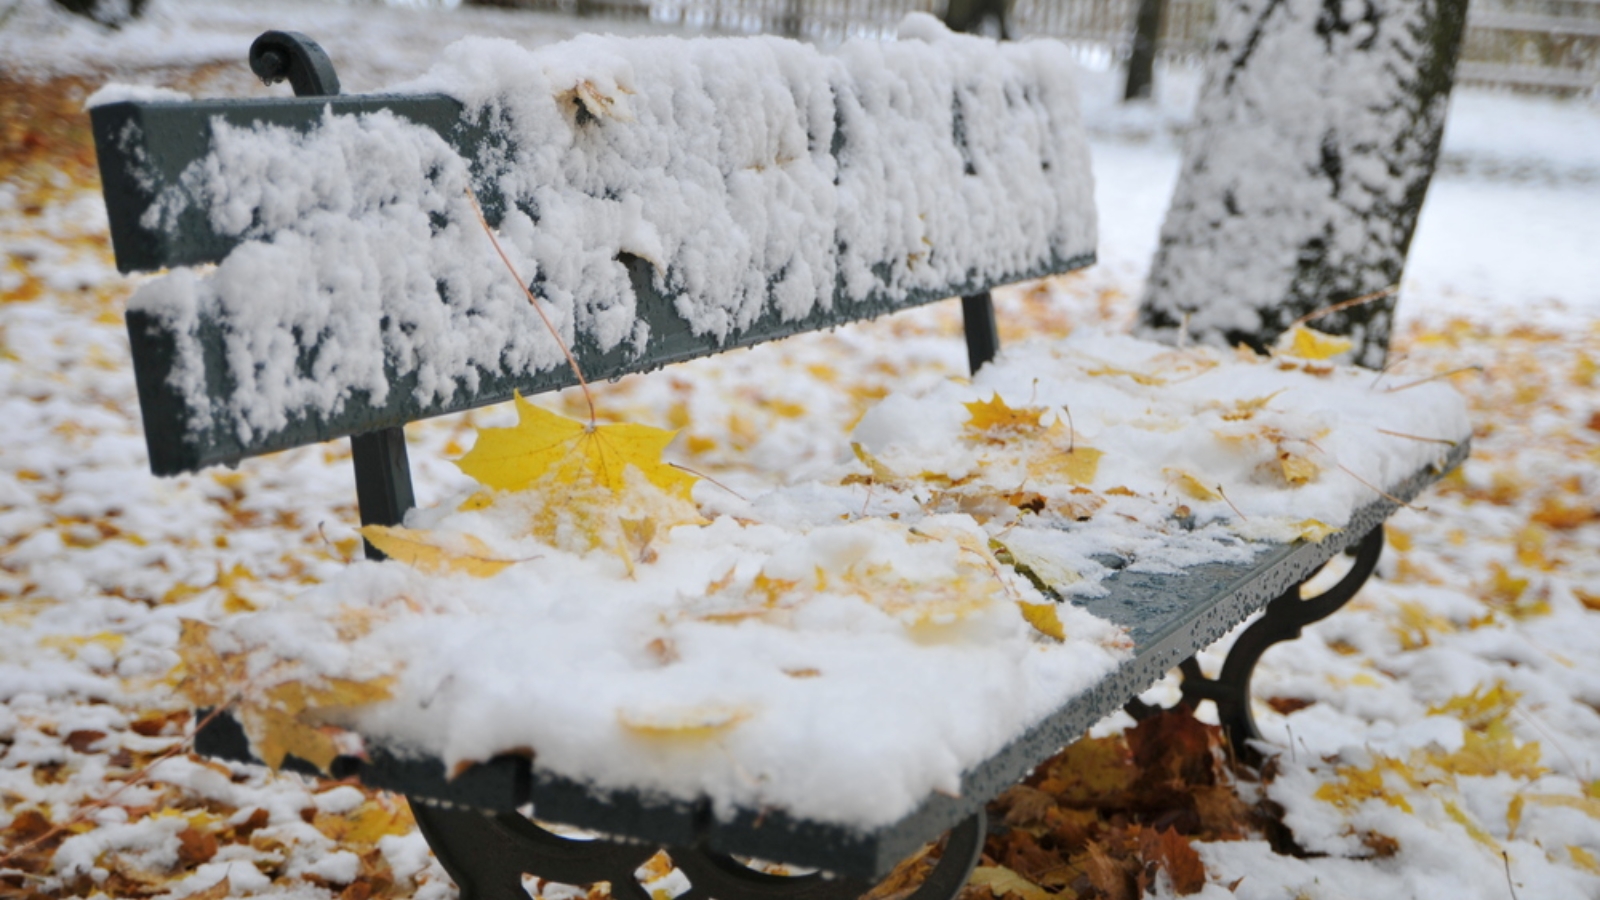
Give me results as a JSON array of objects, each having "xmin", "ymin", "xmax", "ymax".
[{"xmin": 89, "ymin": 25, "xmax": 1468, "ymax": 900}]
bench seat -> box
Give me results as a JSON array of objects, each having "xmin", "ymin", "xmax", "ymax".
[{"xmin": 193, "ymin": 332, "xmax": 1470, "ymax": 879}]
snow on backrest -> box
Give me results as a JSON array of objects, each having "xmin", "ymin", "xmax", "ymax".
[{"xmin": 113, "ymin": 15, "xmax": 1095, "ymax": 473}]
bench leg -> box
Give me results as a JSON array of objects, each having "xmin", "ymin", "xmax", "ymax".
[
  {"xmin": 1128, "ymin": 527, "xmax": 1386, "ymax": 765},
  {"xmin": 409, "ymin": 799, "xmax": 985, "ymax": 900}
]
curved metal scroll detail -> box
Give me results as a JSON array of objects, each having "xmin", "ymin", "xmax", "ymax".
[
  {"xmin": 409, "ymin": 801, "xmax": 658, "ymax": 900},
  {"xmin": 249, "ymin": 30, "xmax": 341, "ymax": 98},
  {"xmin": 409, "ymin": 799, "xmax": 986, "ymax": 900},
  {"xmin": 1179, "ymin": 526, "xmax": 1386, "ymax": 764}
]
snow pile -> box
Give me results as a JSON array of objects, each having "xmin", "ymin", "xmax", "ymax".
[
  {"xmin": 124, "ymin": 19, "xmax": 1094, "ymax": 441},
  {"xmin": 196, "ymin": 330, "xmax": 1468, "ymax": 830}
]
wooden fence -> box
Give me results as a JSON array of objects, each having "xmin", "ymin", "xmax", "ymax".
[{"xmin": 466, "ymin": 0, "xmax": 1600, "ymax": 93}]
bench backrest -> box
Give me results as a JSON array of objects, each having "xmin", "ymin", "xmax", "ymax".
[{"xmin": 91, "ymin": 21, "xmax": 1096, "ymax": 478}]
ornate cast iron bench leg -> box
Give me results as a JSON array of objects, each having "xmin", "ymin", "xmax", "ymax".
[
  {"xmin": 409, "ymin": 800, "xmax": 987, "ymax": 900},
  {"xmin": 1126, "ymin": 527, "xmax": 1386, "ymax": 765}
]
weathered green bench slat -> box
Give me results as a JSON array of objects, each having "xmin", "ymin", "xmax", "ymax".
[
  {"xmin": 197, "ymin": 439, "xmax": 1464, "ymax": 878},
  {"xmin": 92, "ymin": 96, "xmax": 487, "ymax": 274},
  {"xmin": 91, "ymin": 98, "xmax": 1093, "ymax": 477}
]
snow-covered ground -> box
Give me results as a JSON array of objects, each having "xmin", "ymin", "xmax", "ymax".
[{"xmin": 2, "ymin": 1, "xmax": 1599, "ymax": 898}]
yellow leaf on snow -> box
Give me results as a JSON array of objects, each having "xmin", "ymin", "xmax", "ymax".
[
  {"xmin": 1280, "ymin": 324, "xmax": 1354, "ymax": 361},
  {"xmin": 969, "ymin": 865, "xmax": 1052, "ymax": 900},
  {"xmin": 456, "ymin": 393, "xmax": 696, "ymax": 499},
  {"xmin": 1443, "ymin": 799, "xmax": 1499, "ymax": 850},
  {"xmin": 358, "ymin": 525, "xmax": 517, "ymax": 577},
  {"xmin": 964, "ymin": 394, "xmax": 1046, "ymax": 433},
  {"xmin": 1018, "ymin": 601, "xmax": 1065, "ymax": 641},
  {"xmin": 618, "ymin": 704, "xmax": 753, "ymax": 739},
  {"xmin": 1278, "ymin": 449, "xmax": 1320, "ymax": 485},
  {"xmin": 1028, "ymin": 439, "xmax": 1103, "ymax": 487},
  {"xmin": 1292, "ymin": 520, "xmax": 1340, "ymax": 542},
  {"xmin": 1526, "ymin": 793, "xmax": 1600, "ymax": 819},
  {"xmin": 852, "ymin": 442, "xmax": 900, "ymax": 483},
  {"xmin": 1165, "ymin": 468, "xmax": 1222, "ymax": 502},
  {"xmin": 1570, "ymin": 846, "xmax": 1600, "ymax": 875}
]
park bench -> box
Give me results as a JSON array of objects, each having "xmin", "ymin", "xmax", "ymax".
[{"xmin": 89, "ymin": 23, "xmax": 1466, "ymax": 900}]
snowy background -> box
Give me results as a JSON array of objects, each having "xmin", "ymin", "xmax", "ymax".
[{"xmin": 1, "ymin": 1, "xmax": 1599, "ymax": 898}]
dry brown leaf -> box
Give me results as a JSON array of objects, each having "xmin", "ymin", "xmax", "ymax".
[{"xmin": 969, "ymin": 865, "xmax": 1052, "ymax": 900}]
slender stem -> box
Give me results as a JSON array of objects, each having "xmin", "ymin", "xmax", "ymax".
[
  {"xmin": 1382, "ymin": 366, "xmax": 1484, "ymax": 393},
  {"xmin": 1289, "ymin": 285, "xmax": 1397, "ymax": 329},
  {"xmin": 1374, "ymin": 428, "xmax": 1458, "ymax": 446},
  {"xmin": 668, "ymin": 461, "xmax": 747, "ymax": 502},
  {"xmin": 0, "ymin": 705, "xmax": 232, "ymax": 868},
  {"xmin": 464, "ymin": 186, "xmax": 596, "ymax": 426}
]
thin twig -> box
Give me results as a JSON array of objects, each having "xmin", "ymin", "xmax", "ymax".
[
  {"xmin": 0, "ymin": 705, "xmax": 232, "ymax": 868},
  {"xmin": 1061, "ymin": 405, "xmax": 1076, "ymax": 454},
  {"xmin": 1306, "ymin": 439, "xmax": 1427, "ymax": 512},
  {"xmin": 1217, "ymin": 484, "xmax": 1248, "ymax": 521},
  {"xmin": 667, "ymin": 462, "xmax": 747, "ymax": 502},
  {"xmin": 1502, "ymin": 851, "xmax": 1519, "ymax": 900},
  {"xmin": 464, "ymin": 186, "xmax": 596, "ymax": 425},
  {"xmin": 1289, "ymin": 285, "xmax": 1397, "ymax": 330},
  {"xmin": 1383, "ymin": 366, "xmax": 1484, "ymax": 393},
  {"xmin": 1368, "ymin": 353, "xmax": 1409, "ymax": 390},
  {"xmin": 1374, "ymin": 428, "xmax": 1459, "ymax": 446}
]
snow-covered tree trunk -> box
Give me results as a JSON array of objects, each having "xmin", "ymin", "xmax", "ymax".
[{"xmin": 1136, "ymin": 0, "xmax": 1468, "ymax": 367}]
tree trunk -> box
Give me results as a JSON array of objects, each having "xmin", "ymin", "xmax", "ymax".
[
  {"xmin": 1136, "ymin": 0, "xmax": 1468, "ymax": 367},
  {"xmin": 1124, "ymin": 0, "xmax": 1165, "ymax": 101}
]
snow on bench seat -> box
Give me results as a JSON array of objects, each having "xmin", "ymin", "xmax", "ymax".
[{"xmin": 203, "ymin": 333, "xmax": 1470, "ymax": 833}]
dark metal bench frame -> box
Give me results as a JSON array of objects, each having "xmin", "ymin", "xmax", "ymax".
[{"xmin": 90, "ymin": 31, "xmax": 1464, "ymax": 900}]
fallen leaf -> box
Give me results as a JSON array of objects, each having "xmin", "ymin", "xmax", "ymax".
[
  {"xmin": 1570, "ymin": 846, "xmax": 1600, "ymax": 875},
  {"xmin": 1280, "ymin": 325, "xmax": 1354, "ymax": 361},
  {"xmin": 965, "ymin": 394, "xmax": 1046, "ymax": 433},
  {"xmin": 969, "ymin": 865, "xmax": 1052, "ymax": 900},
  {"xmin": 358, "ymin": 526, "xmax": 516, "ymax": 577},
  {"xmin": 1139, "ymin": 827, "xmax": 1206, "ymax": 895},
  {"xmin": 1166, "ymin": 469, "xmax": 1222, "ymax": 502},
  {"xmin": 618, "ymin": 704, "xmax": 753, "ymax": 739},
  {"xmin": 456, "ymin": 393, "xmax": 695, "ymax": 499},
  {"xmin": 1019, "ymin": 601, "xmax": 1065, "ymax": 641},
  {"xmin": 1291, "ymin": 520, "xmax": 1339, "ymax": 542},
  {"xmin": 249, "ymin": 676, "xmax": 395, "ymax": 772}
]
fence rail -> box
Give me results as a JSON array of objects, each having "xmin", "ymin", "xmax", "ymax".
[{"xmin": 466, "ymin": 0, "xmax": 1600, "ymax": 93}]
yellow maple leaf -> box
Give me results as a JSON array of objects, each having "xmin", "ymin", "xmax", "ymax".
[
  {"xmin": 173, "ymin": 620, "xmax": 245, "ymax": 710},
  {"xmin": 1314, "ymin": 757, "xmax": 1415, "ymax": 813},
  {"xmin": 1428, "ymin": 682, "xmax": 1521, "ymax": 731},
  {"xmin": 1018, "ymin": 601, "xmax": 1065, "ymax": 641},
  {"xmin": 251, "ymin": 676, "xmax": 394, "ymax": 772},
  {"xmin": 359, "ymin": 525, "xmax": 516, "ymax": 577},
  {"xmin": 456, "ymin": 393, "xmax": 696, "ymax": 499},
  {"xmin": 964, "ymin": 394, "xmax": 1046, "ymax": 433},
  {"xmin": 1431, "ymin": 719, "xmax": 1547, "ymax": 779},
  {"xmin": 1280, "ymin": 324, "xmax": 1354, "ymax": 361}
]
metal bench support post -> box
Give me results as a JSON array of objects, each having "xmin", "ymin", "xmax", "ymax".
[{"xmin": 248, "ymin": 31, "xmax": 417, "ymax": 559}]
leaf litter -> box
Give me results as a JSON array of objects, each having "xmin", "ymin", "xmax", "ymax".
[{"xmin": 2, "ymin": 44, "xmax": 1599, "ymax": 900}]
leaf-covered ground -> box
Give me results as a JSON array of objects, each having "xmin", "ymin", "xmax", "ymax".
[{"xmin": 3, "ymin": 20, "xmax": 1600, "ymax": 900}]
